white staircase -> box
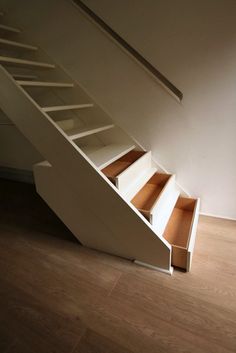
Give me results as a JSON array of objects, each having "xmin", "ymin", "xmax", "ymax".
[{"xmin": 0, "ymin": 12, "xmax": 200, "ymax": 273}]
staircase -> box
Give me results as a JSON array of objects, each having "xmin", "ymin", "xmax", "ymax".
[{"xmin": 0, "ymin": 12, "xmax": 200, "ymax": 274}]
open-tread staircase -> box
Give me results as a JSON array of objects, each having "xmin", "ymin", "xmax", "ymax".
[{"xmin": 0, "ymin": 12, "xmax": 200, "ymax": 274}]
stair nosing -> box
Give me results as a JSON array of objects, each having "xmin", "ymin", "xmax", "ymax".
[
  {"xmin": 67, "ymin": 123, "xmax": 114, "ymax": 140},
  {"xmin": 0, "ymin": 55, "xmax": 55, "ymax": 68},
  {"xmin": 42, "ymin": 104, "xmax": 93, "ymax": 112},
  {"xmin": 0, "ymin": 38, "xmax": 38, "ymax": 50},
  {"xmin": 17, "ymin": 81, "xmax": 74, "ymax": 88},
  {"xmin": 0, "ymin": 24, "xmax": 21, "ymax": 33}
]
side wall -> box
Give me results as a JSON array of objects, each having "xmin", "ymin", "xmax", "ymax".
[{"xmin": 1, "ymin": 0, "xmax": 236, "ymax": 219}]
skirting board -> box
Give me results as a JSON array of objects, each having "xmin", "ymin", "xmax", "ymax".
[
  {"xmin": 0, "ymin": 166, "xmax": 34, "ymax": 183},
  {"xmin": 200, "ymin": 212, "xmax": 236, "ymax": 222},
  {"xmin": 134, "ymin": 260, "xmax": 173, "ymax": 275}
]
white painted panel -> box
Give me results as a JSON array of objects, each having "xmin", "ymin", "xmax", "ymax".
[
  {"xmin": 150, "ymin": 175, "xmax": 180, "ymax": 235},
  {"xmin": 81, "ymin": 143, "xmax": 135, "ymax": 169},
  {"xmin": 122, "ymin": 167, "xmax": 157, "ymax": 201},
  {"xmin": 152, "ymin": 187, "xmax": 180, "ymax": 236},
  {"xmin": 117, "ymin": 151, "xmax": 152, "ymax": 192},
  {"xmin": 34, "ymin": 161, "xmax": 171, "ymax": 270},
  {"xmin": 187, "ymin": 198, "xmax": 200, "ymax": 272}
]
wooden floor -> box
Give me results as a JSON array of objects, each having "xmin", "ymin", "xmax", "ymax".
[{"xmin": 0, "ymin": 179, "xmax": 236, "ymax": 353}]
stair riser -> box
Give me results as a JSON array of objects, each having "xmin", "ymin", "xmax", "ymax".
[
  {"xmin": 150, "ymin": 175, "xmax": 179, "ymax": 228},
  {"xmin": 116, "ymin": 151, "xmax": 152, "ymax": 193}
]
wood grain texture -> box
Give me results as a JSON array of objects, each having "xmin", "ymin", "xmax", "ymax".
[{"xmin": 0, "ymin": 179, "xmax": 235, "ymax": 353}]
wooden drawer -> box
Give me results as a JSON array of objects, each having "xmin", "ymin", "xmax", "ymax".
[
  {"xmin": 102, "ymin": 150, "xmax": 145, "ymax": 184},
  {"xmin": 163, "ymin": 197, "xmax": 200, "ymax": 271},
  {"xmin": 131, "ymin": 173, "xmax": 171, "ymax": 221}
]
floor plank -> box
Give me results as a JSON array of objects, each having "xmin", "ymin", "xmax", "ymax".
[{"xmin": 0, "ymin": 179, "xmax": 236, "ymax": 353}]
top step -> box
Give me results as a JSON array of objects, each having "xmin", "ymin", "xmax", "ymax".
[{"xmin": 0, "ymin": 24, "xmax": 20, "ymax": 33}]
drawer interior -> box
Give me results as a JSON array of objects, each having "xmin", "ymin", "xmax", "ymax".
[
  {"xmin": 163, "ymin": 197, "xmax": 198, "ymax": 269},
  {"xmin": 102, "ymin": 150, "xmax": 145, "ymax": 182},
  {"xmin": 131, "ymin": 173, "xmax": 171, "ymax": 217}
]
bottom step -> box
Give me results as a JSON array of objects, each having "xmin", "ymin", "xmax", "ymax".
[{"xmin": 163, "ymin": 197, "xmax": 200, "ymax": 271}]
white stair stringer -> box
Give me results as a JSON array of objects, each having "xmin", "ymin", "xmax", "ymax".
[
  {"xmin": 0, "ymin": 64, "xmax": 172, "ymax": 273},
  {"xmin": 34, "ymin": 161, "xmax": 172, "ymax": 273}
]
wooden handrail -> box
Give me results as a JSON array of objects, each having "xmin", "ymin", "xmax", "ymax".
[{"xmin": 72, "ymin": 0, "xmax": 183, "ymax": 101}]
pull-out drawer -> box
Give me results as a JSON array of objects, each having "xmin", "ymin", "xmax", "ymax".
[
  {"xmin": 131, "ymin": 173, "xmax": 175, "ymax": 221},
  {"xmin": 163, "ymin": 197, "xmax": 200, "ymax": 271},
  {"xmin": 102, "ymin": 150, "xmax": 145, "ymax": 184}
]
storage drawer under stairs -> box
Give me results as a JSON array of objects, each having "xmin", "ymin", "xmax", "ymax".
[
  {"xmin": 131, "ymin": 173, "xmax": 179, "ymax": 233},
  {"xmin": 163, "ymin": 197, "xmax": 200, "ymax": 271},
  {"xmin": 102, "ymin": 150, "xmax": 145, "ymax": 184}
]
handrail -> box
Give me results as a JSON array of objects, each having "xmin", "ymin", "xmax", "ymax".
[{"xmin": 72, "ymin": 0, "xmax": 183, "ymax": 101}]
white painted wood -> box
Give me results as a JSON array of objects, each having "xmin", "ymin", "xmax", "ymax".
[
  {"xmin": 42, "ymin": 103, "xmax": 93, "ymax": 112},
  {"xmin": 152, "ymin": 187, "xmax": 180, "ymax": 236},
  {"xmin": 123, "ymin": 167, "xmax": 157, "ymax": 201},
  {"xmin": 12, "ymin": 74, "xmax": 37, "ymax": 80},
  {"xmin": 81, "ymin": 143, "xmax": 135, "ymax": 169},
  {"xmin": 134, "ymin": 260, "xmax": 173, "ymax": 275},
  {"xmin": 150, "ymin": 175, "xmax": 180, "ymax": 231},
  {"xmin": 117, "ymin": 151, "xmax": 152, "ymax": 193},
  {"xmin": 17, "ymin": 81, "xmax": 74, "ymax": 88},
  {"xmin": 57, "ymin": 120, "xmax": 114, "ymax": 140},
  {"xmin": 0, "ymin": 56, "xmax": 172, "ymax": 272},
  {"xmin": 0, "ymin": 38, "xmax": 37, "ymax": 50},
  {"xmin": 0, "ymin": 24, "xmax": 20, "ymax": 33},
  {"xmin": 34, "ymin": 161, "xmax": 171, "ymax": 271},
  {"xmin": 186, "ymin": 198, "xmax": 200, "ymax": 271},
  {"xmin": 0, "ymin": 56, "xmax": 55, "ymax": 68}
]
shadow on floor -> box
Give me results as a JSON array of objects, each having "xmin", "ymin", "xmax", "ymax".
[{"xmin": 0, "ymin": 178, "xmax": 78, "ymax": 243}]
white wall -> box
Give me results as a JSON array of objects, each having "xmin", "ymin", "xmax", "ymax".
[
  {"xmin": 0, "ymin": 111, "xmax": 42, "ymax": 170},
  {"xmin": 1, "ymin": 0, "xmax": 236, "ymax": 219}
]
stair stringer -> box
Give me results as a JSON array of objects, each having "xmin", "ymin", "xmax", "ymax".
[{"xmin": 0, "ymin": 64, "xmax": 172, "ymax": 272}]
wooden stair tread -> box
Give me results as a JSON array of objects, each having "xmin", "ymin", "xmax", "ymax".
[
  {"xmin": 131, "ymin": 173, "xmax": 171, "ymax": 213},
  {"xmin": 82, "ymin": 144, "xmax": 136, "ymax": 169},
  {"xmin": 61, "ymin": 122, "xmax": 114, "ymax": 140},
  {"xmin": 0, "ymin": 56, "xmax": 55, "ymax": 68},
  {"xmin": 0, "ymin": 38, "xmax": 37, "ymax": 50},
  {"xmin": 102, "ymin": 151, "xmax": 145, "ymax": 179},
  {"xmin": 42, "ymin": 103, "xmax": 93, "ymax": 112},
  {"xmin": 18, "ymin": 81, "xmax": 74, "ymax": 88},
  {"xmin": 0, "ymin": 24, "xmax": 20, "ymax": 33}
]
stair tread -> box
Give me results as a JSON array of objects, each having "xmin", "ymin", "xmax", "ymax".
[
  {"xmin": 42, "ymin": 103, "xmax": 93, "ymax": 112},
  {"xmin": 0, "ymin": 56, "xmax": 55, "ymax": 68},
  {"xmin": 0, "ymin": 24, "xmax": 20, "ymax": 33},
  {"xmin": 0, "ymin": 38, "xmax": 37, "ymax": 50},
  {"xmin": 18, "ymin": 80, "xmax": 74, "ymax": 88},
  {"xmin": 81, "ymin": 143, "xmax": 136, "ymax": 169},
  {"xmin": 60, "ymin": 122, "xmax": 114, "ymax": 140},
  {"xmin": 12, "ymin": 74, "xmax": 37, "ymax": 80}
]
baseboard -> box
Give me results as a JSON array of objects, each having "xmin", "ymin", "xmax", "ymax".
[
  {"xmin": 134, "ymin": 260, "xmax": 173, "ymax": 275},
  {"xmin": 200, "ymin": 212, "xmax": 236, "ymax": 222},
  {"xmin": 0, "ymin": 166, "xmax": 34, "ymax": 184}
]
